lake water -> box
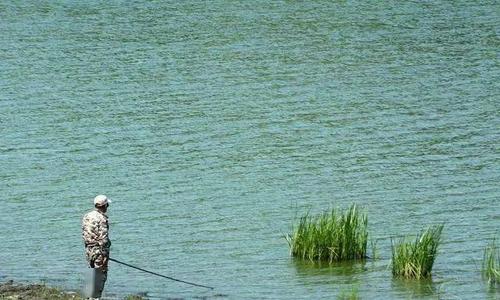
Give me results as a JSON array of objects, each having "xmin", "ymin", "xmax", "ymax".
[{"xmin": 0, "ymin": 1, "xmax": 499, "ymax": 299}]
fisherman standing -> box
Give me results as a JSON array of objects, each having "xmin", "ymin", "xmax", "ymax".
[{"xmin": 82, "ymin": 195, "xmax": 112, "ymax": 300}]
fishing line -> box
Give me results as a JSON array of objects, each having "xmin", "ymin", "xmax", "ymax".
[{"xmin": 109, "ymin": 258, "xmax": 214, "ymax": 290}]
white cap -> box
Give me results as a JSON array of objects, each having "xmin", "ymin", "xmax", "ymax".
[{"xmin": 94, "ymin": 195, "xmax": 112, "ymax": 207}]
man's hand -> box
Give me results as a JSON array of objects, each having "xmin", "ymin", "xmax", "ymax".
[{"xmin": 102, "ymin": 255, "xmax": 109, "ymax": 267}]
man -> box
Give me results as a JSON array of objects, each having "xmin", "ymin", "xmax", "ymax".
[{"xmin": 82, "ymin": 195, "xmax": 112, "ymax": 300}]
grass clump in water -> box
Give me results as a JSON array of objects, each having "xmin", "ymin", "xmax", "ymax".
[
  {"xmin": 124, "ymin": 295, "xmax": 146, "ymax": 300},
  {"xmin": 482, "ymin": 237, "xmax": 500, "ymax": 285},
  {"xmin": 337, "ymin": 286, "xmax": 360, "ymax": 300},
  {"xmin": 391, "ymin": 224, "xmax": 444, "ymax": 279},
  {"xmin": 286, "ymin": 204, "xmax": 368, "ymax": 262}
]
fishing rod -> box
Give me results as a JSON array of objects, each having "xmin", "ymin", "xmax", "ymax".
[{"xmin": 109, "ymin": 258, "xmax": 214, "ymax": 290}]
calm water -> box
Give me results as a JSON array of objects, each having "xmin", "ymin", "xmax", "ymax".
[{"xmin": 0, "ymin": 1, "xmax": 499, "ymax": 299}]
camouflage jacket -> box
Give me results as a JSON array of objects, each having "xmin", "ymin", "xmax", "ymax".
[{"xmin": 82, "ymin": 209, "xmax": 111, "ymax": 269}]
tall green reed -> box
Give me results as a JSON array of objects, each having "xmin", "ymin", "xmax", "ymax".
[
  {"xmin": 391, "ymin": 224, "xmax": 444, "ymax": 279},
  {"xmin": 482, "ymin": 237, "xmax": 500, "ymax": 285},
  {"xmin": 286, "ymin": 204, "xmax": 368, "ymax": 262},
  {"xmin": 337, "ymin": 286, "xmax": 360, "ymax": 300}
]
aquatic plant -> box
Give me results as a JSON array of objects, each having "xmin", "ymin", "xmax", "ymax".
[
  {"xmin": 124, "ymin": 295, "xmax": 146, "ymax": 300},
  {"xmin": 391, "ymin": 224, "xmax": 444, "ymax": 279},
  {"xmin": 482, "ymin": 237, "xmax": 500, "ymax": 285},
  {"xmin": 337, "ymin": 286, "xmax": 360, "ymax": 300},
  {"xmin": 286, "ymin": 204, "xmax": 368, "ymax": 262}
]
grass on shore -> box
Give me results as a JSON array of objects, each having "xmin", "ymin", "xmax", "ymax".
[
  {"xmin": 286, "ymin": 204, "xmax": 368, "ymax": 262},
  {"xmin": 391, "ymin": 224, "xmax": 444, "ymax": 279},
  {"xmin": 0, "ymin": 281, "xmax": 82, "ymax": 300},
  {"xmin": 0, "ymin": 280, "xmax": 146, "ymax": 300},
  {"xmin": 482, "ymin": 237, "xmax": 500, "ymax": 285}
]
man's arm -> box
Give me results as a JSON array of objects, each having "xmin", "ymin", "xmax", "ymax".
[
  {"xmin": 82, "ymin": 215, "xmax": 98, "ymax": 245},
  {"xmin": 96, "ymin": 217, "xmax": 110, "ymax": 248}
]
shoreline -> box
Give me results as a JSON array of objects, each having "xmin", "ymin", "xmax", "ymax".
[
  {"xmin": 0, "ymin": 280, "xmax": 145, "ymax": 300},
  {"xmin": 0, "ymin": 280, "xmax": 81, "ymax": 300}
]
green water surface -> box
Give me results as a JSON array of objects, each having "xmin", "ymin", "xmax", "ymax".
[{"xmin": 0, "ymin": 1, "xmax": 499, "ymax": 299}]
